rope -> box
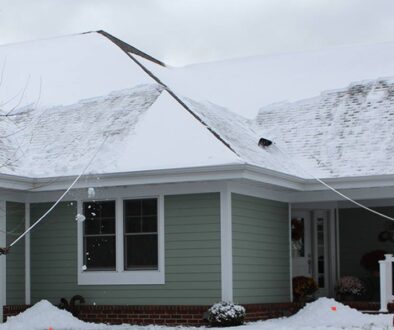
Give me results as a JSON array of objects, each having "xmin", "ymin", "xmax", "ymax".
[
  {"xmin": 273, "ymin": 142, "xmax": 394, "ymax": 222},
  {"xmin": 7, "ymin": 136, "xmax": 108, "ymax": 249}
]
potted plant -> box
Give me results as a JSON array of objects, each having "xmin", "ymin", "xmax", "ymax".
[
  {"xmin": 292, "ymin": 276, "xmax": 318, "ymax": 303},
  {"xmin": 335, "ymin": 276, "xmax": 366, "ymax": 301},
  {"xmin": 360, "ymin": 250, "xmax": 386, "ymax": 276}
]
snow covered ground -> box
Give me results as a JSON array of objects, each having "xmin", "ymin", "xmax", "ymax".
[{"xmin": 0, "ymin": 298, "xmax": 392, "ymax": 330}]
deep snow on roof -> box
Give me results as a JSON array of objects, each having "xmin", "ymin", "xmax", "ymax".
[
  {"xmin": 137, "ymin": 42, "xmax": 394, "ymax": 118},
  {"xmin": 2, "ymin": 32, "xmax": 394, "ymax": 181},
  {"xmin": 1, "ymin": 84, "xmax": 250, "ymax": 178},
  {"xmin": 255, "ymin": 77, "xmax": 394, "ymax": 178},
  {"xmin": 0, "ymin": 32, "xmax": 303, "ymax": 179},
  {"xmin": 0, "ymin": 32, "xmax": 153, "ymax": 113}
]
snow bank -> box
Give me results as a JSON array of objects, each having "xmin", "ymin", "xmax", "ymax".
[
  {"xmin": 256, "ymin": 298, "xmax": 393, "ymax": 329},
  {"xmin": 0, "ymin": 298, "xmax": 392, "ymax": 330},
  {"xmin": 291, "ymin": 298, "xmax": 392, "ymax": 327},
  {"xmin": 0, "ymin": 300, "xmax": 101, "ymax": 330}
]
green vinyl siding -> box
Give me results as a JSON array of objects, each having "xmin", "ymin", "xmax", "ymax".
[
  {"xmin": 30, "ymin": 193, "xmax": 221, "ymax": 305},
  {"xmin": 232, "ymin": 193, "xmax": 290, "ymax": 304},
  {"xmin": 6, "ymin": 202, "xmax": 25, "ymax": 304}
]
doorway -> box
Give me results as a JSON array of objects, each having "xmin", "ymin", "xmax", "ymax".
[{"xmin": 291, "ymin": 209, "xmax": 334, "ymax": 297}]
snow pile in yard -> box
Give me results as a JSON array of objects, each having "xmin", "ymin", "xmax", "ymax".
[
  {"xmin": 0, "ymin": 300, "xmax": 101, "ymax": 330},
  {"xmin": 1, "ymin": 298, "xmax": 392, "ymax": 330},
  {"xmin": 260, "ymin": 298, "xmax": 393, "ymax": 329}
]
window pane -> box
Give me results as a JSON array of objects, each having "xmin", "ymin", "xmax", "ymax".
[
  {"xmin": 142, "ymin": 216, "xmax": 157, "ymax": 232},
  {"xmin": 142, "ymin": 199, "xmax": 157, "ymax": 216},
  {"xmin": 84, "ymin": 218, "xmax": 115, "ymax": 235},
  {"xmin": 84, "ymin": 201, "xmax": 115, "ymax": 220},
  {"xmin": 125, "ymin": 234, "xmax": 158, "ymax": 269},
  {"xmin": 84, "ymin": 201, "xmax": 115, "ymax": 235},
  {"xmin": 85, "ymin": 236, "xmax": 116, "ymax": 270},
  {"xmin": 124, "ymin": 200, "xmax": 141, "ymax": 217},
  {"xmin": 125, "ymin": 216, "xmax": 141, "ymax": 233},
  {"xmin": 124, "ymin": 199, "xmax": 157, "ymax": 233}
]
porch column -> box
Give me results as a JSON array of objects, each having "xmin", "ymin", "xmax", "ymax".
[
  {"xmin": 379, "ymin": 254, "xmax": 393, "ymax": 312},
  {"xmin": 0, "ymin": 200, "xmax": 6, "ymax": 323}
]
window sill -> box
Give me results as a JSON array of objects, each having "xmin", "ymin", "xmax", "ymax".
[{"xmin": 78, "ymin": 269, "xmax": 165, "ymax": 285}]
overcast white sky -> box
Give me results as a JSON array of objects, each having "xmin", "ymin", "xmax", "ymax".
[{"xmin": 1, "ymin": 0, "xmax": 394, "ymax": 66}]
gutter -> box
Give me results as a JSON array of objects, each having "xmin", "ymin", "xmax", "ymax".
[
  {"xmin": 0, "ymin": 164, "xmax": 302, "ymax": 192},
  {"xmin": 1, "ymin": 163, "xmax": 394, "ymax": 193}
]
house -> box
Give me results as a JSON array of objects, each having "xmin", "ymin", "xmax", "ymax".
[{"xmin": 1, "ymin": 30, "xmax": 394, "ymax": 324}]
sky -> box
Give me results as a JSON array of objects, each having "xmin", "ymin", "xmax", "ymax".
[{"xmin": 0, "ymin": 0, "xmax": 394, "ymax": 66}]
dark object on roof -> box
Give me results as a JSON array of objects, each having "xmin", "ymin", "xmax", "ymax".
[
  {"xmin": 258, "ymin": 138, "xmax": 273, "ymax": 148},
  {"xmin": 97, "ymin": 30, "xmax": 166, "ymax": 67},
  {"xmin": 0, "ymin": 247, "xmax": 10, "ymax": 255}
]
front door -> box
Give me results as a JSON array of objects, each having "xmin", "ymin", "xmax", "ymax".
[{"xmin": 292, "ymin": 209, "xmax": 332, "ymax": 297}]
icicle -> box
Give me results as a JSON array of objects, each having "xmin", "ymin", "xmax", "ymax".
[{"xmin": 88, "ymin": 187, "xmax": 96, "ymax": 198}]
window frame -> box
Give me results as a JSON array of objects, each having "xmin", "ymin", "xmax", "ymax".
[{"xmin": 77, "ymin": 195, "xmax": 165, "ymax": 285}]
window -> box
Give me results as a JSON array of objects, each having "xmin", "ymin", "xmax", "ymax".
[
  {"xmin": 124, "ymin": 199, "xmax": 158, "ymax": 270},
  {"xmin": 83, "ymin": 201, "xmax": 116, "ymax": 270},
  {"xmin": 78, "ymin": 196, "xmax": 164, "ymax": 285}
]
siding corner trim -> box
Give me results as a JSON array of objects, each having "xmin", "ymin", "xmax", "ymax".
[{"xmin": 220, "ymin": 188, "xmax": 233, "ymax": 302}]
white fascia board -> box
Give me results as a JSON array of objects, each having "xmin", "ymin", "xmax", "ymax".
[
  {"xmin": 0, "ymin": 174, "xmax": 33, "ymax": 191},
  {"xmin": 289, "ymin": 186, "xmax": 394, "ymax": 204},
  {"xmin": 2, "ymin": 165, "xmax": 394, "ymax": 193},
  {"xmin": 302, "ymin": 174, "xmax": 394, "ymax": 191},
  {"xmin": 0, "ymin": 164, "xmax": 305, "ymax": 192}
]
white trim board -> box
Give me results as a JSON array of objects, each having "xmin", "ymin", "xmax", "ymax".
[
  {"xmin": 26, "ymin": 181, "xmax": 228, "ymax": 204},
  {"xmin": 0, "ymin": 164, "xmax": 305, "ymax": 192},
  {"xmin": 220, "ymin": 186, "xmax": 233, "ymax": 302}
]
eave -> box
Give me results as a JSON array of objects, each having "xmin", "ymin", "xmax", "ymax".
[{"xmin": 0, "ymin": 164, "xmax": 394, "ymax": 193}]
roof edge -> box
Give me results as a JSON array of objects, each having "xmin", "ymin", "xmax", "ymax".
[{"xmin": 2, "ymin": 163, "xmax": 394, "ymax": 193}]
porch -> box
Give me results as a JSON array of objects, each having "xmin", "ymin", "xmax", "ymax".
[{"xmin": 291, "ymin": 199, "xmax": 394, "ymax": 303}]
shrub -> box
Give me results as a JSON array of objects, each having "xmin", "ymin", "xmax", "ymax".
[
  {"xmin": 292, "ymin": 276, "xmax": 318, "ymax": 302},
  {"xmin": 207, "ymin": 301, "xmax": 246, "ymax": 327},
  {"xmin": 360, "ymin": 250, "xmax": 386, "ymax": 272},
  {"xmin": 336, "ymin": 276, "xmax": 366, "ymax": 298}
]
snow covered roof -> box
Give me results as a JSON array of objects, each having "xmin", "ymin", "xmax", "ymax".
[
  {"xmin": 139, "ymin": 42, "xmax": 394, "ymax": 118},
  {"xmin": 0, "ymin": 31, "xmax": 155, "ymax": 112},
  {"xmin": 1, "ymin": 31, "xmax": 394, "ymax": 185},
  {"xmin": 0, "ymin": 82, "xmax": 304, "ymax": 179},
  {"xmin": 0, "ymin": 31, "xmax": 302, "ymax": 180},
  {"xmin": 255, "ymin": 77, "xmax": 394, "ymax": 179}
]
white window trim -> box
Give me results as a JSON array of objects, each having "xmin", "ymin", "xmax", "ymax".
[{"xmin": 77, "ymin": 195, "xmax": 165, "ymax": 285}]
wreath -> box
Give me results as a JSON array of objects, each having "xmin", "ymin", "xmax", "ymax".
[{"xmin": 292, "ymin": 218, "xmax": 304, "ymax": 241}]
